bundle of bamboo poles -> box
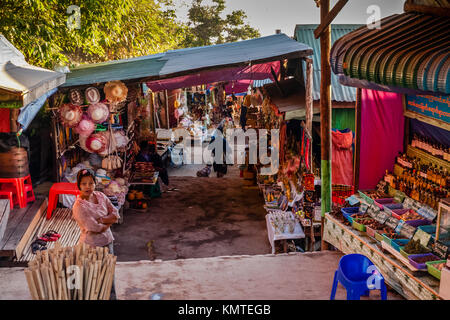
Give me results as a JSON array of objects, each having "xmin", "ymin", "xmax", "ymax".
[{"xmin": 24, "ymin": 242, "xmax": 117, "ymax": 300}]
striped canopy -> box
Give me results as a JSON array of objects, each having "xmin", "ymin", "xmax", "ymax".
[{"xmin": 330, "ymin": 13, "xmax": 450, "ymax": 95}]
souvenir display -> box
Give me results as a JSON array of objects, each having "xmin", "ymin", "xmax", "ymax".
[
  {"xmin": 74, "ymin": 114, "xmax": 96, "ymax": 137},
  {"xmin": 87, "ymin": 102, "xmax": 110, "ymax": 124},
  {"xmin": 68, "ymin": 89, "xmax": 84, "ymax": 105},
  {"xmin": 85, "ymin": 87, "xmax": 101, "ymax": 104},
  {"xmin": 85, "ymin": 132, "xmax": 108, "ymax": 154},
  {"xmin": 104, "ymin": 80, "xmax": 128, "ymax": 103},
  {"xmin": 58, "ymin": 103, "xmax": 83, "ymax": 128}
]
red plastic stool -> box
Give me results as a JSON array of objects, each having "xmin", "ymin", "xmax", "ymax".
[
  {"xmin": 1, "ymin": 183, "xmax": 35, "ymax": 206},
  {"xmin": 0, "ymin": 190, "xmax": 14, "ymax": 210},
  {"xmin": 47, "ymin": 182, "xmax": 80, "ymax": 219},
  {"xmin": 0, "ymin": 176, "xmax": 31, "ymax": 208}
]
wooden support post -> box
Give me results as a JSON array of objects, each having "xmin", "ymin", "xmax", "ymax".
[
  {"xmin": 165, "ymin": 90, "xmax": 170, "ymax": 129},
  {"xmin": 314, "ymin": 0, "xmax": 349, "ymax": 39},
  {"xmin": 353, "ymin": 88, "xmax": 362, "ymax": 191},
  {"xmin": 148, "ymin": 91, "xmax": 155, "ymax": 134},
  {"xmin": 319, "ymin": 0, "xmax": 332, "ymax": 251},
  {"xmin": 305, "ymin": 57, "xmax": 314, "ymax": 173}
]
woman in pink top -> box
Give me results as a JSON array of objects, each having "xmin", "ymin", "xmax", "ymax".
[{"xmin": 72, "ymin": 169, "xmax": 119, "ymax": 253}]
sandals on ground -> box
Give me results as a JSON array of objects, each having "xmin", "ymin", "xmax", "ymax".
[{"xmin": 31, "ymin": 239, "xmax": 47, "ymax": 254}]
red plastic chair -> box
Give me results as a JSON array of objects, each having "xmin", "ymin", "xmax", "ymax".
[
  {"xmin": 47, "ymin": 182, "xmax": 80, "ymax": 219},
  {"xmin": 0, "ymin": 190, "xmax": 14, "ymax": 210},
  {"xmin": 1, "ymin": 181, "xmax": 35, "ymax": 207},
  {"xmin": 0, "ymin": 175, "xmax": 34, "ymax": 208}
]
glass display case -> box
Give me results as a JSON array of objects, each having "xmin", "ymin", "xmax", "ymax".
[{"xmin": 436, "ymin": 198, "xmax": 450, "ymax": 244}]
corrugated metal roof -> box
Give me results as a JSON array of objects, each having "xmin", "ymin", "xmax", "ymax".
[
  {"xmin": 331, "ymin": 13, "xmax": 450, "ymax": 95},
  {"xmin": 294, "ymin": 24, "xmax": 364, "ymax": 102},
  {"xmin": 64, "ymin": 34, "xmax": 312, "ymax": 87}
]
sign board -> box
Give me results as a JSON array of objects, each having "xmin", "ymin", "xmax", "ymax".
[
  {"xmin": 413, "ymin": 229, "xmax": 432, "ymax": 247},
  {"xmin": 399, "ymin": 222, "xmax": 417, "ymax": 239},
  {"xmin": 359, "ymin": 203, "xmax": 369, "ymax": 214},
  {"xmin": 418, "ymin": 206, "xmax": 438, "ymax": 221},
  {"xmin": 433, "ymin": 240, "xmax": 449, "ymax": 260},
  {"xmin": 370, "ymin": 208, "xmax": 389, "ymax": 224},
  {"xmin": 385, "ymin": 217, "xmax": 400, "ymax": 230},
  {"xmin": 395, "ymin": 220, "xmax": 405, "ymax": 234},
  {"xmin": 393, "ymin": 190, "xmax": 406, "ymax": 204},
  {"xmin": 406, "ymin": 94, "xmax": 450, "ymax": 124},
  {"xmin": 313, "ymin": 206, "xmax": 322, "ymax": 222},
  {"xmin": 346, "ymin": 195, "xmax": 360, "ymax": 206}
]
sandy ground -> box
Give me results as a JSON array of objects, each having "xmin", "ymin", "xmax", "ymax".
[
  {"xmin": 112, "ymin": 164, "xmax": 272, "ymax": 261},
  {"xmin": 114, "ymin": 251, "xmax": 403, "ymax": 300}
]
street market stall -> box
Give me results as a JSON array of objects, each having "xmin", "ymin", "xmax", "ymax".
[{"xmin": 327, "ymin": 4, "xmax": 450, "ymax": 299}]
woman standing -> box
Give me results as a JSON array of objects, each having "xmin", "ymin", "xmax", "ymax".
[{"xmin": 72, "ymin": 169, "xmax": 119, "ymax": 254}]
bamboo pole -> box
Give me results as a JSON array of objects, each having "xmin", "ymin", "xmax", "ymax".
[
  {"xmin": 32, "ymin": 267, "xmax": 46, "ymax": 300},
  {"xmin": 24, "ymin": 269, "xmax": 39, "ymax": 300}
]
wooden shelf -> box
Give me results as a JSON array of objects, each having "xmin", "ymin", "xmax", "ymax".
[{"xmin": 407, "ymin": 145, "xmax": 450, "ymax": 171}]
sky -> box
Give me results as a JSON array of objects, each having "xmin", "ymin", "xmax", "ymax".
[{"xmin": 168, "ymin": 0, "xmax": 405, "ymax": 36}]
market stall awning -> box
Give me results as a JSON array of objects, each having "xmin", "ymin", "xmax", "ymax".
[
  {"xmin": 330, "ymin": 13, "xmax": 450, "ymax": 95},
  {"xmin": 0, "ymin": 35, "xmax": 65, "ymax": 107},
  {"xmin": 63, "ymin": 34, "xmax": 313, "ymax": 88},
  {"xmin": 146, "ymin": 61, "xmax": 279, "ymax": 92}
]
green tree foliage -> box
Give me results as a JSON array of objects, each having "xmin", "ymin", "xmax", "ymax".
[
  {"xmin": 183, "ymin": 0, "xmax": 260, "ymax": 47},
  {"xmin": 0, "ymin": 0, "xmax": 188, "ymax": 69}
]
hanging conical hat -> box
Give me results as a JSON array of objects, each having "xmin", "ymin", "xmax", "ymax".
[
  {"xmin": 87, "ymin": 102, "xmax": 109, "ymax": 124},
  {"xmin": 104, "ymin": 80, "xmax": 128, "ymax": 103},
  {"xmin": 75, "ymin": 114, "xmax": 96, "ymax": 137},
  {"xmin": 59, "ymin": 103, "xmax": 83, "ymax": 128},
  {"xmin": 85, "ymin": 87, "xmax": 101, "ymax": 104},
  {"xmin": 69, "ymin": 89, "xmax": 84, "ymax": 105},
  {"xmin": 85, "ymin": 132, "xmax": 108, "ymax": 153}
]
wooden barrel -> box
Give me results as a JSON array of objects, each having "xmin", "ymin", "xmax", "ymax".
[{"xmin": 0, "ymin": 147, "xmax": 29, "ymax": 178}]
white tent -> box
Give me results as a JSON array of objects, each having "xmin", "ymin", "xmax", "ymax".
[{"xmin": 0, "ymin": 34, "xmax": 65, "ymax": 107}]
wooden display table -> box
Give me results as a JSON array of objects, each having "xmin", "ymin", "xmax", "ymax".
[{"xmin": 323, "ymin": 213, "xmax": 443, "ymax": 300}]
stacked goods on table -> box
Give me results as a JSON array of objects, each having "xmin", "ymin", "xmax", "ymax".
[
  {"xmin": 24, "ymin": 243, "xmax": 116, "ymax": 300},
  {"xmin": 132, "ymin": 162, "xmax": 155, "ymax": 183}
]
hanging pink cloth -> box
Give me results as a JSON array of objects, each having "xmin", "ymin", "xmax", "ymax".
[
  {"xmin": 332, "ymin": 130, "xmax": 354, "ymax": 186},
  {"xmin": 359, "ymin": 89, "xmax": 404, "ymax": 189}
]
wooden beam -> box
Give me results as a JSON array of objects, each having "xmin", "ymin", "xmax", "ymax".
[
  {"xmin": 314, "ymin": 0, "xmax": 349, "ymax": 39},
  {"xmin": 305, "ymin": 58, "xmax": 314, "ymax": 173},
  {"xmin": 404, "ymin": 2, "xmax": 450, "ymax": 17},
  {"xmin": 319, "ymin": 0, "xmax": 332, "ymax": 251},
  {"xmin": 353, "ymin": 88, "xmax": 362, "ymax": 191}
]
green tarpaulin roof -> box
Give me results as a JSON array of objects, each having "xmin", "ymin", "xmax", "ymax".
[{"xmin": 63, "ymin": 34, "xmax": 313, "ymax": 88}]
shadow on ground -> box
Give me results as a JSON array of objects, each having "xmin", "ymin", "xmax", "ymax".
[{"xmin": 112, "ymin": 165, "xmax": 271, "ymax": 261}]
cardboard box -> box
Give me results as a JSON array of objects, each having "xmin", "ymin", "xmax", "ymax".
[{"xmin": 440, "ymin": 266, "xmax": 450, "ymax": 300}]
